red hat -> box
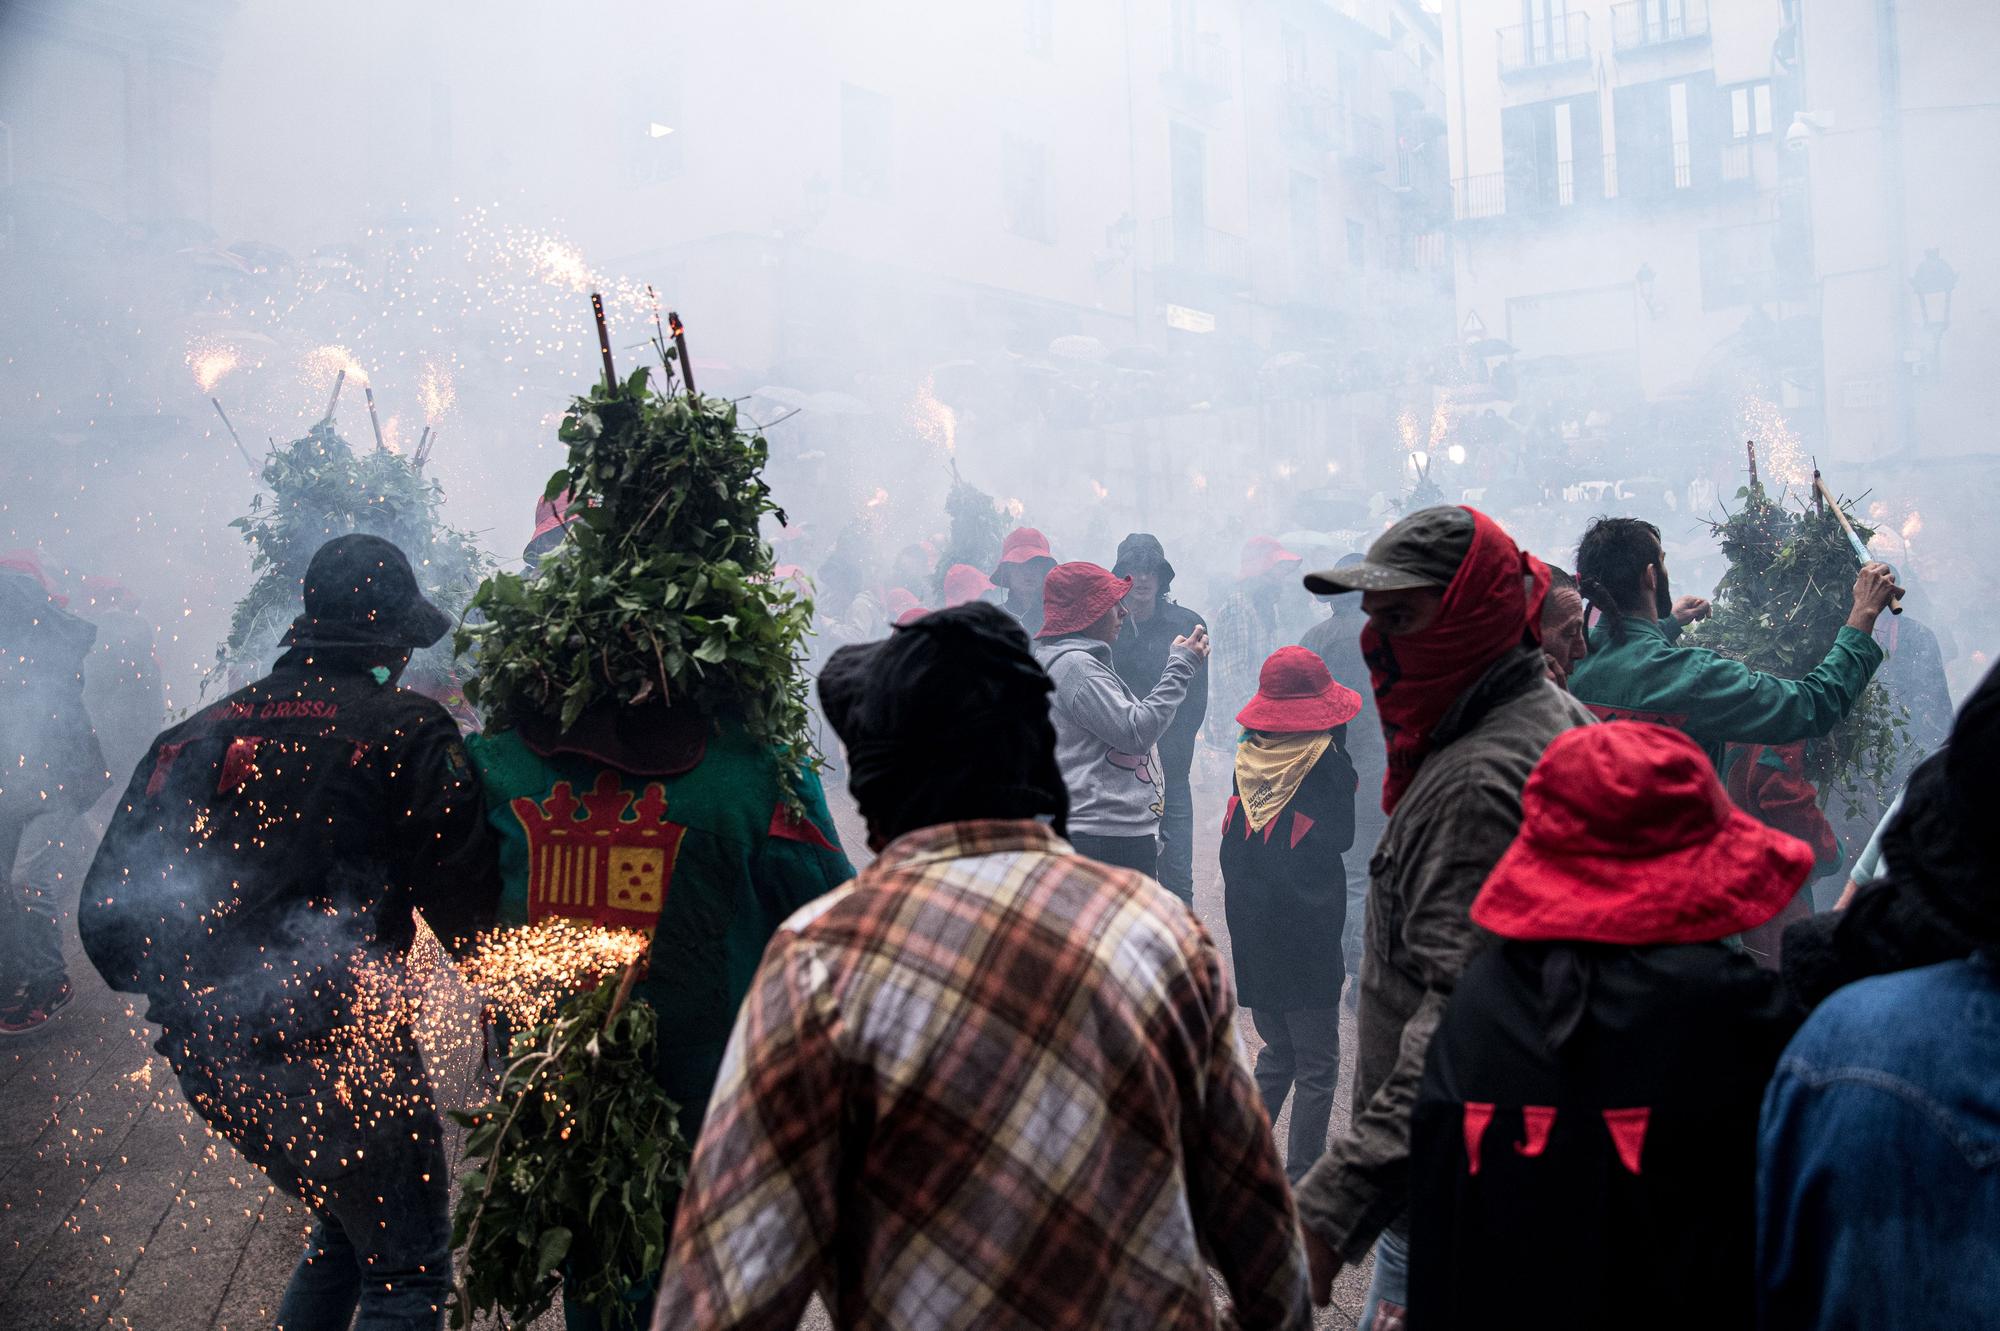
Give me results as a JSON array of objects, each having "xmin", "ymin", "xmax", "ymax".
[
  {"xmin": 893, "ymin": 604, "xmax": 932, "ymax": 626},
  {"xmin": 1239, "ymin": 534, "xmax": 1303, "ymax": 581},
  {"xmin": 943, "ymin": 563, "xmax": 999, "ymax": 607},
  {"xmin": 991, "ymin": 527, "xmax": 1055, "ymax": 578},
  {"xmin": 1236, "ymin": 647, "xmax": 1364, "ymax": 732},
  {"xmin": 1472, "ymin": 722, "xmax": 1815, "ymax": 946},
  {"xmin": 1036, "ymin": 562, "xmax": 1131, "ymax": 638},
  {"xmin": 884, "ymin": 586, "xmax": 924, "ymax": 622},
  {"xmin": 531, "ymin": 490, "xmax": 574, "ymax": 541},
  {"xmin": 0, "ymin": 549, "xmax": 67, "ymax": 606}
]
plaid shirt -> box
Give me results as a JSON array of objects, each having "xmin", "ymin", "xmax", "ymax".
[{"xmin": 653, "ymin": 820, "xmax": 1309, "ymax": 1330}]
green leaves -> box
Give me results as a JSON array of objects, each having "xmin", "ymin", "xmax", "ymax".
[
  {"xmin": 1688, "ymin": 488, "xmax": 1909, "ymax": 816},
  {"xmin": 457, "ymin": 365, "xmax": 820, "ymax": 799},
  {"xmin": 447, "ymin": 981, "xmax": 690, "ymax": 1331}
]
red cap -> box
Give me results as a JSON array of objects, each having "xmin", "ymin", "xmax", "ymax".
[
  {"xmin": 1037, "ymin": 562, "xmax": 1131, "ymax": 638},
  {"xmin": 991, "ymin": 527, "xmax": 1055, "ymax": 578},
  {"xmin": 1236, "ymin": 647, "xmax": 1363, "ymax": 732},
  {"xmin": 943, "ymin": 563, "xmax": 999, "ymax": 607},
  {"xmin": 884, "ymin": 587, "xmax": 924, "ymax": 622},
  {"xmin": 1472, "ymin": 722, "xmax": 1815, "ymax": 946},
  {"xmin": 893, "ymin": 604, "xmax": 932, "ymax": 626},
  {"xmin": 1239, "ymin": 534, "xmax": 1303, "ymax": 581}
]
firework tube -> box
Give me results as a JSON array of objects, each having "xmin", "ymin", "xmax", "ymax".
[
  {"xmin": 323, "ymin": 367, "xmax": 347, "ymax": 423},
  {"xmin": 668, "ymin": 310, "xmax": 696, "ymax": 395},
  {"xmin": 1814, "ymin": 473, "xmax": 1902, "ymax": 615},
  {"xmin": 591, "ymin": 291, "xmax": 616, "ymax": 387},
  {"xmin": 363, "ymin": 384, "xmax": 387, "ymax": 452},
  {"xmin": 210, "ymin": 397, "xmax": 259, "ymax": 475},
  {"xmin": 1746, "ymin": 438, "xmax": 1760, "ymax": 492}
]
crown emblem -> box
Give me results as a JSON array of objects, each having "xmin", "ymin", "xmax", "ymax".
[{"xmin": 510, "ymin": 770, "xmax": 686, "ymax": 953}]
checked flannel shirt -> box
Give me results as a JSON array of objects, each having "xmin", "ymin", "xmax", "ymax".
[{"xmin": 652, "ymin": 819, "xmax": 1310, "ymax": 1331}]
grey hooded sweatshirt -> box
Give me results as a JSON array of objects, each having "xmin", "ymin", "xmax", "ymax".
[{"xmin": 1034, "ymin": 633, "xmax": 1199, "ymax": 838}]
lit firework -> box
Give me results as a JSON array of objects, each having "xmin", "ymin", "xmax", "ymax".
[
  {"xmin": 454, "ymin": 919, "xmax": 652, "ymax": 1031},
  {"xmin": 910, "ymin": 377, "xmax": 957, "ymax": 455},
  {"xmin": 1740, "ymin": 394, "xmax": 1811, "ymax": 489},
  {"xmin": 303, "ymin": 344, "xmax": 369, "ymax": 391},
  {"xmin": 418, "ymin": 360, "xmax": 456, "ymax": 423},
  {"xmin": 188, "ymin": 341, "xmax": 241, "ymax": 394}
]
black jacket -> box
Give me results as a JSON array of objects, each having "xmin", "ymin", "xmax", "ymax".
[
  {"xmin": 1407, "ymin": 941, "xmax": 1800, "ymax": 1331},
  {"xmin": 1299, "ymin": 612, "xmax": 1383, "ymax": 830},
  {"xmin": 80, "ymin": 647, "xmax": 499, "ymax": 1053},
  {"xmin": 1113, "ymin": 599, "xmax": 1208, "ymax": 785},
  {"xmin": 1218, "ymin": 737, "xmax": 1356, "ymax": 1011}
]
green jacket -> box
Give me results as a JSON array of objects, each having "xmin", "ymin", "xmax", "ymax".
[
  {"xmin": 467, "ymin": 715, "xmax": 853, "ymax": 1137},
  {"xmin": 1568, "ymin": 616, "xmax": 1884, "ymax": 770}
]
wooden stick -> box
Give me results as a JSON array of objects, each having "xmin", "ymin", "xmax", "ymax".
[
  {"xmin": 668, "ymin": 310, "xmax": 696, "ymax": 395},
  {"xmin": 591, "ymin": 291, "xmax": 617, "ymax": 387},
  {"xmin": 210, "ymin": 398, "xmax": 258, "ymax": 475},
  {"xmin": 363, "ymin": 384, "xmax": 387, "ymax": 451},
  {"xmin": 322, "ymin": 368, "xmax": 347, "ymax": 423},
  {"xmin": 647, "ymin": 284, "xmax": 672, "ymax": 380},
  {"xmin": 1814, "ymin": 473, "xmax": 1902, "ymax": 615}
]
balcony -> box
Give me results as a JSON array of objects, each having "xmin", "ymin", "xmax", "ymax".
[
  {"xmin": 1150, "ymin": 217, "xmax": 1250, "ymax": 288},
  {"xmin": 1161, "ymin": 32, "xmax": 1232, "ymax": 107},
  {"xmin": 1497, "ymin": 14, "xmax": 1590, "ymax": 78},
  {"xmin": 1280, "ymin": 83, "xmax": 1342, "ymax": 152},
  {"xmin": 1452, "ymin": 142, "xmax": 1761, "ymax": 222},
  {"xmin": 1611, "ymin": 0, "xmax": 1710, "ymax": 53},
  {"xmin": 1343, "ymin": 112, "xmax": 1387, "ymax": 172}
]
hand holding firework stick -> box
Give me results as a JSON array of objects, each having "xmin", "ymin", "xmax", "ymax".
[{"xmin": 1814, "ymin": 472, "xmax": 1904, "ymax": 616}]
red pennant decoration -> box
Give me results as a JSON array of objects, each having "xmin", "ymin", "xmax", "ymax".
[
  {"xmin": 216, "ymin": 737, "xmax": 263, "ymax": 795},
  {"xmin": 1514, "ymin": 1105, "xmax": 1557, "ymax": 1157},
  {"xmin": 1289, "ymin": 811, "xmax": 1316, "ymax": 850},
  {"xmin": 1222, "ymin": 795, "xmax": 1241, "ymax": 835},
  {"xmin": 768, "ymin": 802, "xmax": 839, "ymax": 852},
  {"xmin": 145, "ymin": 741, "xmax": 187, "ymax": 797},
  {"xmin": 1603, "ymin": 1107, "xmax": 1650, "ymax": 1175},
  {"xmin": 1463, "ymin": 1101, "xmax": 1495, "ymax": 1175}
]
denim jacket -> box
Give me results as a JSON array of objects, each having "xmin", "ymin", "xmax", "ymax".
[{"xmin": 1757, "ymin": 953, "xmax": 2000, "ymax": 1328}]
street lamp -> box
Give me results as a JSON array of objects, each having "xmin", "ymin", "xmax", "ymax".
[{"xmin": 1911, "ymin": 247, "xmax": 1958, "ymax": 371}]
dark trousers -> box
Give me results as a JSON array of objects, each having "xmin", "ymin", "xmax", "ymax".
[
  {"xmin": 1251, "ymin": 1006, "xmax": 1341, "ymax": 1183},
  {"xmin": 1343, "ymin": 816, "xmax": 1388, "ymax": 1007},
  {"xmin": 1068, "ymin": 831, "xmax": 1163, "ymax": 880},
  {"xmin": 1155, "ymin": 773, "xmax": 1196, "ymax": 908},
  {"xmin": 170, "ymin": 1035, "xmax": 452, "ymax": 1331}
]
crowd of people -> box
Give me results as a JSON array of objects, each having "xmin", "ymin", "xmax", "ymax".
[{"xmin": 7, "ymin": 490, "xmax": 1995, "ymax": 1331}]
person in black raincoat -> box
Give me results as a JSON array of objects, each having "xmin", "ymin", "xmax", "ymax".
[
  {"xmin": 1406, "ymin": 720, "xmax": 1813, "ymax": 1331},
  {"xmin": 80, "ymin": 534, "xmax": 499, "ymax": 1331},
  {"xmin": 1111, "ymin": 533, "xmax": 1208, "ymax": 907},
  {"xmin": 1220, "ymin": 646, "xmax": 1360, "ymax": 1183}
]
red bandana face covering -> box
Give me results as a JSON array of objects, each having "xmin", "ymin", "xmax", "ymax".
[{"xmin": 1362, "ymin": 508, "xmax": 1550, "ymax": 813}]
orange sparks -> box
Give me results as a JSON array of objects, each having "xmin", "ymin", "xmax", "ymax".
[{"xmin": 188, "ymin": 343, "xmax": 241, "ymax": 394}]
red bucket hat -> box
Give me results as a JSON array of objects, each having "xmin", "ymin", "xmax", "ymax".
[
  {"xmin": 991, "ymin": 527, "xmax": 1055, "ymax": 579},
  {"xmin": 1472, "ymin": 722, "xmax": 1815, "ymax": 946},
  {"xmin": 1236, "ymin": 646, "xmax": 1364, "ymax": 732},
  {"xmin": 531, "ymin": 490, "xmax": 574, "ymax": 541},
  {"xmin": 943, "ymin": 563, "xmax": 999, "ymax": 607},
  {"xmin": 1238, "ymin": 534, "xmax": 1302, "ymax": 581},
  {"xmin": 1037, "ymin": 562, "xmax": 1131, "ymax": 638}
]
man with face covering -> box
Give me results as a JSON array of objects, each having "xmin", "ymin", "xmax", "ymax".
[
  {"xmin": 80, "ymin": 534, "xmax": 500, "ymax": 1331},
  {"xmin": 653, "ymin": 603, "xmax": 1308, "ymax": 1330},
  {"xmin": 1292, "ymin": 506, "xmax": 1594, "ymax": 1328}
]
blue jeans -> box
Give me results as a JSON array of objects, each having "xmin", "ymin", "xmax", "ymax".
[{"xmin": 1360, "ymin": 1225, "xmax": 1409, "ymax": 1331}]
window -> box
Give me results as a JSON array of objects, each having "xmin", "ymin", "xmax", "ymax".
[
  {"xmin": 841, "ymin": 84, "xmax": 893, "ymax": 199},
  {"xmin": 618, "ymin": 76, "xmax": 683, "ymax": 187},
  {"xmin": 1002, "ymin": 134, "xmax": 1051, "ymax": 240},
  {"xmin": 1024, "ymin": 0, "xmax": 1053, "ymax": 58},
  {"xmin": 1281, "ymin": 24, "xmax": 1307, "ymax": 85},
  {"xmin": 1730, "ymin": 82, "xmax": 1773, "ymax": 139},
  {"xmin": 1289, "ymin": 171, "xmax": 1319, "ymax": 272},
  {"xmin": 1668, "ymin": 81, "xmax": 1691, "ymax": 188},
  {"xmin": 1346, "ymin": 219, "xmax": 1365, "ymax": 268},
  {"xmin": 1554, "ymin": 102, "xmax": 1575, "ymax": 205}
]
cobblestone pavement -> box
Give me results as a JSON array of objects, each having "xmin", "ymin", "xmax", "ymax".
[{"xmin": 1, "ymin": 762, "xmax": 1367, "ymax": 1329}]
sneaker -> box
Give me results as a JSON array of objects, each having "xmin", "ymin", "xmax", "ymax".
[{"xmin": 0, "ymin": 977, "xmax": 72, "ymax": 1036}]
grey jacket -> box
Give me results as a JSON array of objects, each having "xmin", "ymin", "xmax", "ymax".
[
  {"xmin": 1294, "ymin": 648, "xmax": 1595, "ymax": 1258},
  {"xmin": 1034, "ymin": 633, "xmax": 1198, "ymax": 839}
]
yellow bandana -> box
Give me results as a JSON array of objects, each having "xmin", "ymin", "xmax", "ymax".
[{"xmin": 1235, "ymin": 731, "xmax": 1332, "ymax": 833}]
